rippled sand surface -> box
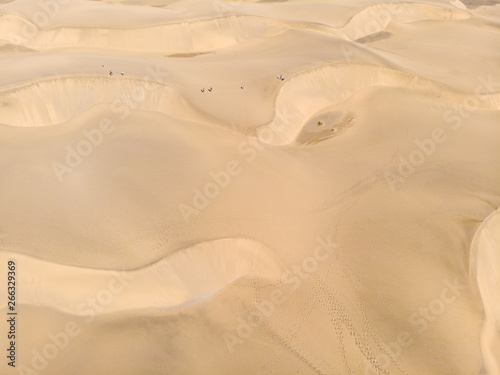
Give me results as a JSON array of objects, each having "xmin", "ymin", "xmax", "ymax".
[{"xmin": 1, "ymin": 0, "xmax": 499, "ymax": 374}]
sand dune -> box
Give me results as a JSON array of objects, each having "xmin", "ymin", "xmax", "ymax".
[
  {"xmin": 0, "ymin": 75, "xmax": 213, "ymax": 127},
  {"xmin": 1, "ymin": 0, "xmax": 499, "ymax": 374},
  {"xmin": 0, "ymin": 14, "xmax": 289, "ymax": 52},
  {"xmin": 471, "ymin": 209, "xmax": 500, "ymax": 375},
  {"xmin": 342, "ymin": 2, "xmax": 471, "ymax": 40},
  {"xmin": 257, "ymin": 62, "xmax": 500, "ymax": 146},
  {"xmin": 0, "ymin": 238, "xmax": 286, "ymax": 314}
]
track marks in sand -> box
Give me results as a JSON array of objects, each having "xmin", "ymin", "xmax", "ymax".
[{"xmin": 254, "ymin": 254, "xmax": 407, "ymax": 374}]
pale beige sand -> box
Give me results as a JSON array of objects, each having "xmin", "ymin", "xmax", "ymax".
[
  {"xmin": 471, "ymin": 209, "xmax": 500, "ymax": 375},
  {"xmin": 0, "ymin": 0, "xmax": 499, "ymax": 374}
]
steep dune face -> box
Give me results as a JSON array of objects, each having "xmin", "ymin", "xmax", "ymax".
[
  {"xmin": 471, "ymin": 210, "xmax": 500, "ymax": 375},
  {"xmin": 0, "ymin": 14, "xmax": 289, "ymax": 52},
  {"xmin": 0, "ymin": 76, "xmax": 206, "ymax": 127},
  {"xmin": 342, "ymin": 2, "xmax": 471, "ymax": 40},
  {"xmin": 257, "ymin": 63, "xmax": 500, "ymax": 146},
  {"xmin": 1, "ymin": 0, "xmax": 500, "ymax": 374},
  {"xmin": 5, "ymin": 238, "xmax": 286, "ymax": 314}
]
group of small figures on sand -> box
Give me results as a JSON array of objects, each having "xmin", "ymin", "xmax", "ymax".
[
  {"xmin": 102, "ymin": 65, "xmax": 124, "ymax": 76},
  {"xmin": 100, "ymin": 64, "xmax": 286, "ymax": 91},
  {"xmin": 200, "ymin": 74, "xmax": 285, "ymax": 93}
]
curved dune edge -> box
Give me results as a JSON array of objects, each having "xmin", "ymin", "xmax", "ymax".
[
  {"xmin": 470, "ymin": 209, "xmax": 500, "ymax": 375},
  {"xmin": 0, "ymin": 14, "xmax": 289, "ymax": 52},
  {"xmin": 0, "ymin": 75, "xmax": 212, "ymax": 127},
  {"xmin": 257, "ymin": 62, "xmax": 500, "ymax": 146},
  {"xmin": 342, "ymin": 2, "xmax": 471, "ymax": 40},
  {"xmin": 0, "ymin": 2, "xmax": 472, "ymax": 53},
  {"xmin": 0, "ymin": 238, "xmax": 286, "ymax": 314}
]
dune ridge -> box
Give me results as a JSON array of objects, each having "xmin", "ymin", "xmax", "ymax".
[
  {"xmin": 342, "ymin": 2, "xmax": 471, "ymax": 40},
  {"xmin": 0, "ymin": 74, "xmax": 214, "ymax": 127},
  {"xmin": 257, "ymin": 62, "xmax": 500, "ymax": 146},
  {"xmin": 0, "ymin": 2, "xmax": 476, "ymax": 54},
  {"xmin": 0, "ymin": 238, "xmax": 286, "ymax": 314},
  {"xmin": 471, "ymin": 209, "xmax": 500, "ymax": 375},
  {"xmin": 0, "ymin": 14, "xmax": 289, "ymax": 52},
  {"xmin": 1, "ymin": 0, "xmax": 499, "ymax": 374}
]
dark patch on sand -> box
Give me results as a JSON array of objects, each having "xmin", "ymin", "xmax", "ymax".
[
  {"xmin": 296, "ymin": 111, "xmax": 356, "ymax": 145},
  {"xmin": 0, "ymin": 44, "xmax": 35, "ymax": 53},
  {"xmin": 355, "ymin": 31, "xmax": 392, "ymax": 44},
  {"xmin": 166, "ymin": 52, "xmax": 214, "ymax": 58},
  {"xmin": 461, "ymin": 0, "xmax": 500, "ymax": 9}
]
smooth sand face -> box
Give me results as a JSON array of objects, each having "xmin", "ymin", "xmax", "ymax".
[
  {"xmin": 0, "ymin": 0, "xmax": 499, "ymax": 374},
  {"xmin": 471, "ymin": 210, "xmax": 500, "ymax": 375}
]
